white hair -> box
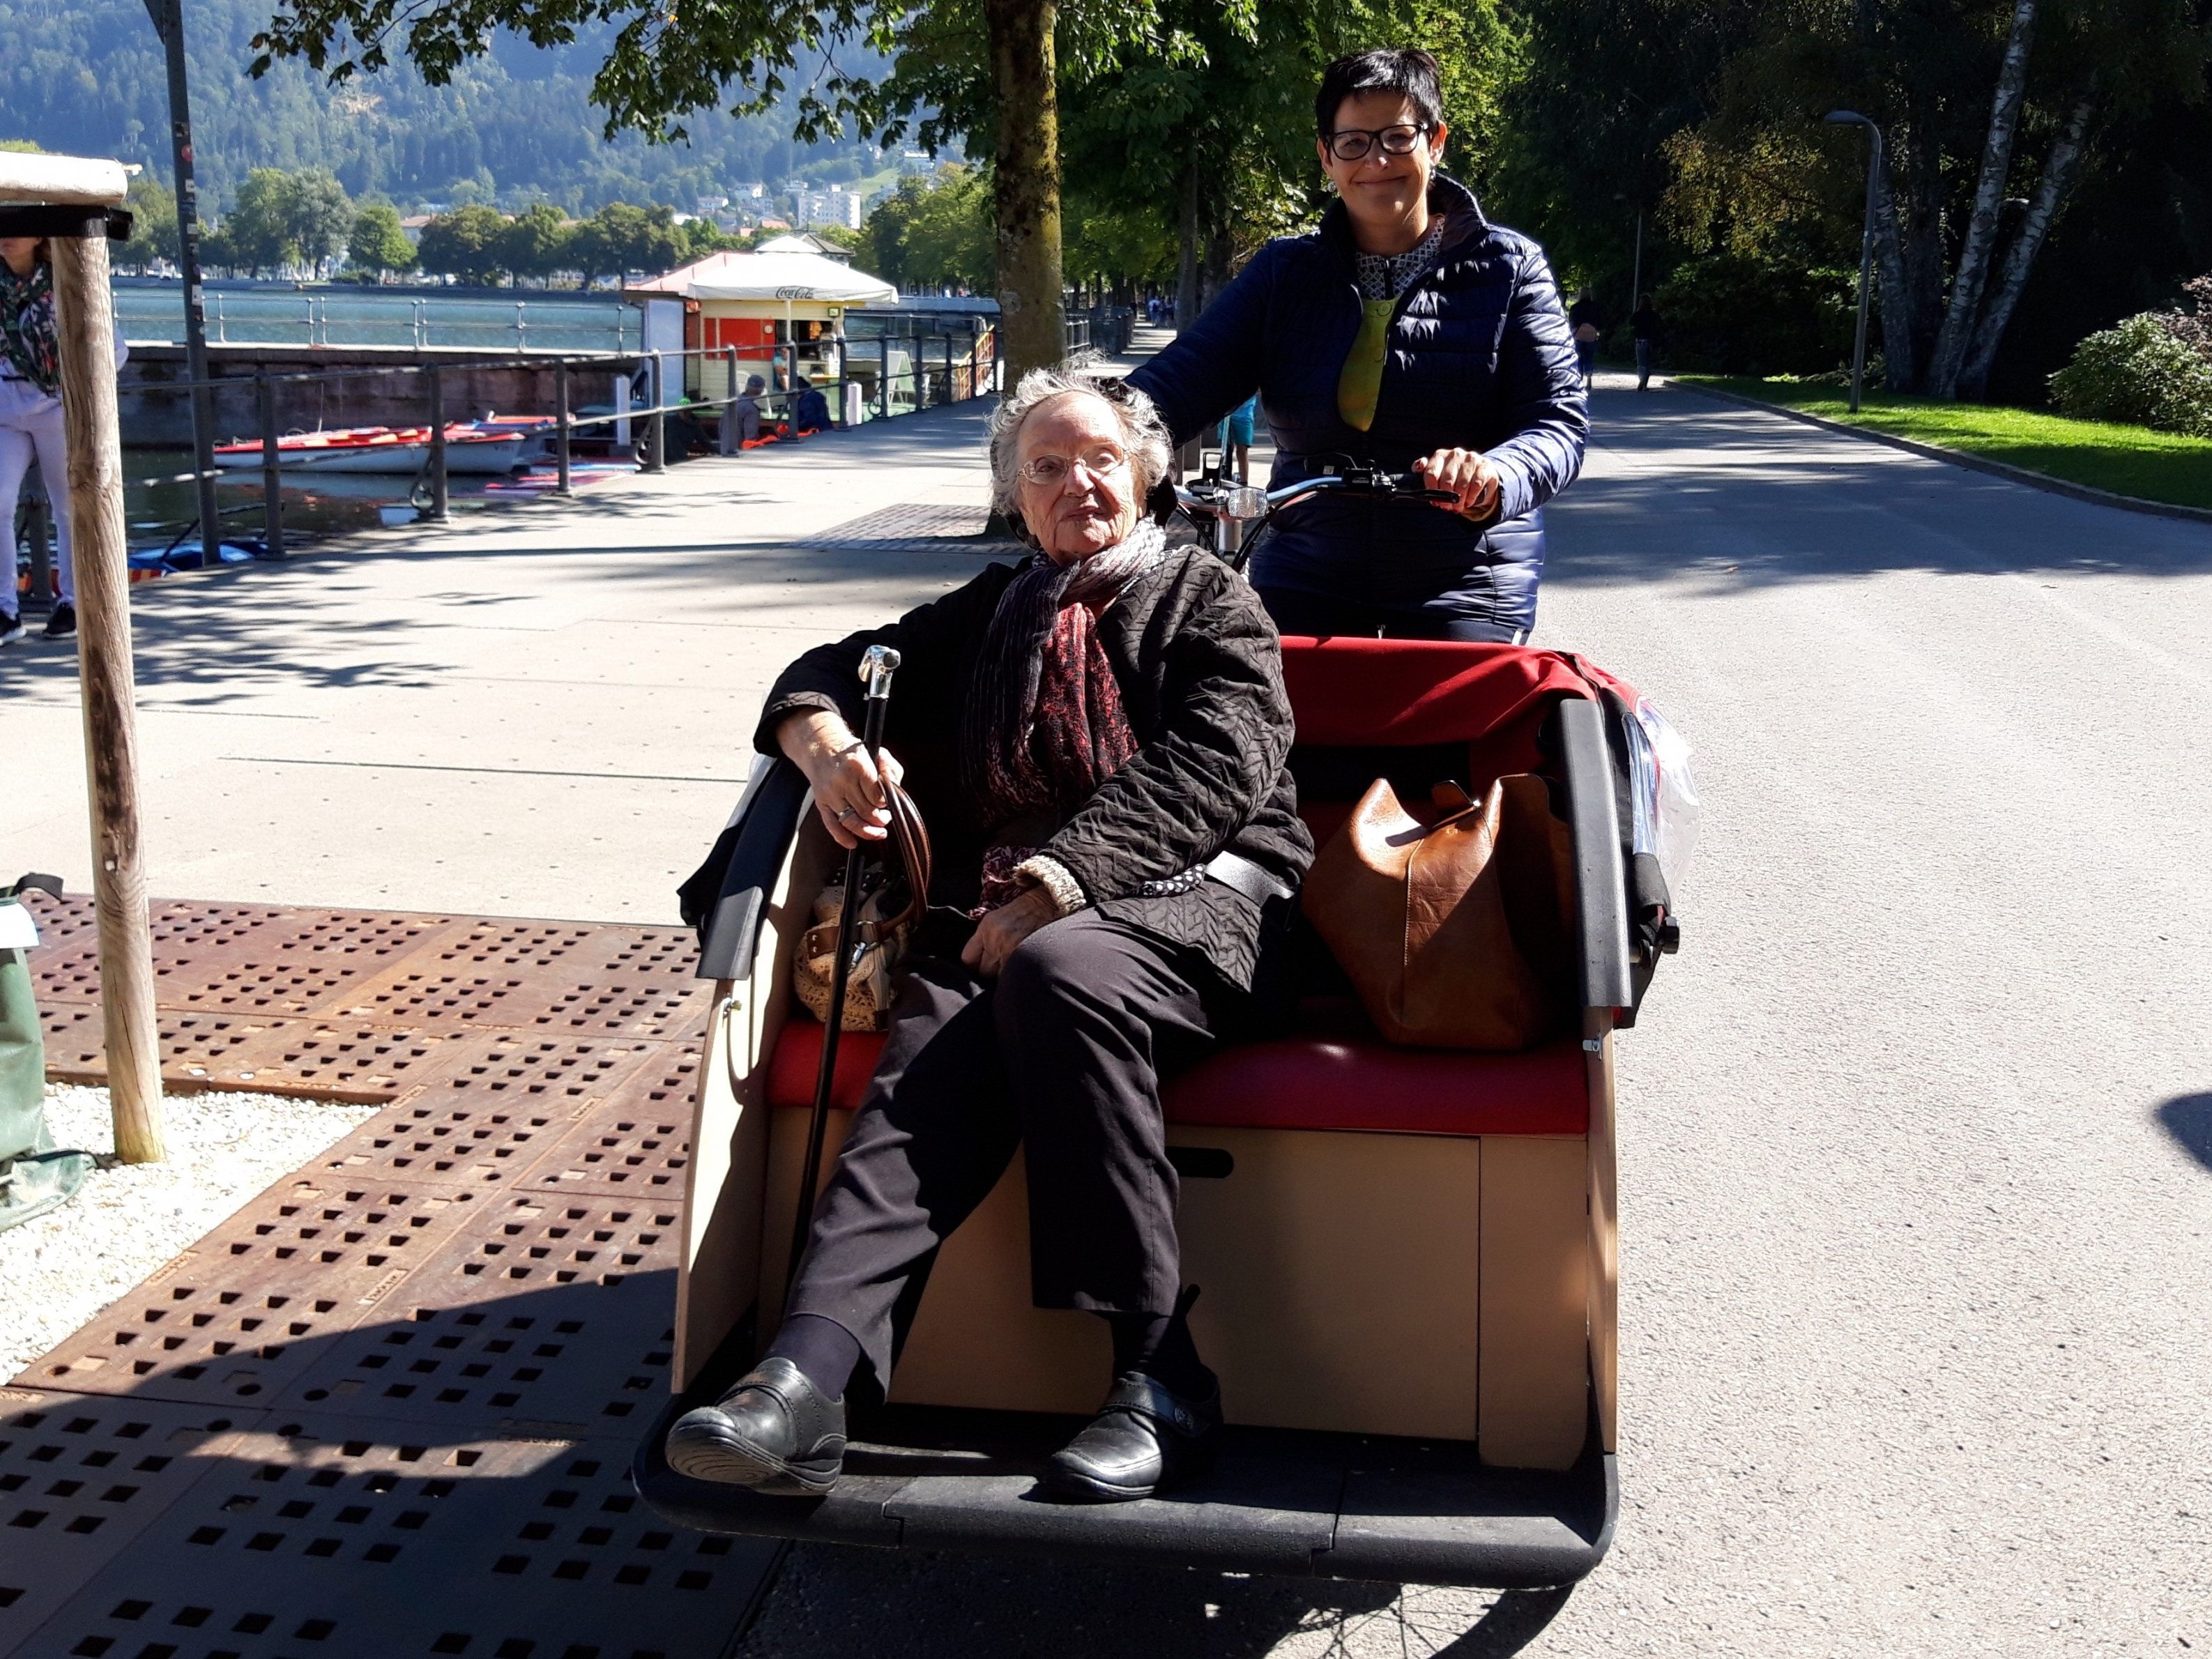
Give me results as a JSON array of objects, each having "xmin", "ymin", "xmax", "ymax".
[{"xmin": 986, "ymin": 368, "xmax": 1173, "ymax": 539}]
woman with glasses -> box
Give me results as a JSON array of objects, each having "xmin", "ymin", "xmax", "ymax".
[
  {"xmin": 1127, "ymin": 49, "xmax": 1587, "ymax": 643},
  {"xmin": 667, "ymin": 369, "xmax": 1310, "ymax": 1504}
]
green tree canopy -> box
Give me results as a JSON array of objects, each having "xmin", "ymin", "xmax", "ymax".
[
  {"xmin": 125, "ymin": 175, "xmax": 182, "ymax": 270},
  {"xmin": 348, "ymin": 202, "xmax": 418, "ymax": 278},
  {"xmin": 501, "ymin": 201, "xmax": 575, "ymax": 283},
  {"xmin": 862, "ymin": 167, "xmax": 994, "ymax": 291},
  {"xmin": 570, "ymin": 201, "xmax": 685, "ymax": 284},
  {"xmin": 415, "ymin": 203, "xmax": 512, "ymax": 283}
]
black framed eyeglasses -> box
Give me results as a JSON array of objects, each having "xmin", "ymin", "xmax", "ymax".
[{"xmin": 1324, "ymin": 123, "xmax": 1429, "ymax": 162}]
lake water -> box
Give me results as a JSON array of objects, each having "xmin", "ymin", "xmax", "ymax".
[{"xmin": 116, "ymin": 282, "xmax": 643, "ymax": 353}]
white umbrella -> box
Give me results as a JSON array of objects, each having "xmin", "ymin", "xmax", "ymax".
[{"xmin": 674, "ymin": 252, "xmax": 897, "ymax": 305}]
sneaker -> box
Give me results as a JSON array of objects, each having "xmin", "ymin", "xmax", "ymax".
[
  {"xmin": 0, "ymin": 611, "xmax": 21, "ymax": 648},
  {"xmin": 43, "ymin": 604, "xmax": 75, "ymax": 640}
]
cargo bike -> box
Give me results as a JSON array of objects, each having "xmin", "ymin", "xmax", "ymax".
[{"xmin": 632, "ymin": 472, "xmax": 1685, "ymax": 1588}]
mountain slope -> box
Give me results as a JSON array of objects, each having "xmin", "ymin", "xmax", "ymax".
[{"xmin": 0, "ymin": 0, "xmax": 883, "ymax": 211}]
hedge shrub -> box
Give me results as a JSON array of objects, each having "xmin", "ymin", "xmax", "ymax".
[{"xmin": 2047, "ymin": 314, "xmax": 2212, "ymax": 436}]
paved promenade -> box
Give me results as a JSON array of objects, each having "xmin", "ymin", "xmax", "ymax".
[
  {"xmin": 6, "ymin": 346, "xmax": 2212, "ymax": 1655},
  {"xmin": 3, "ymin": 395, "xmax": 1009, "ymax": 921}
]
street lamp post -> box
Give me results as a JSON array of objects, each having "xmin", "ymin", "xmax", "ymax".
[
  {"xmin": 142, "ymin": 0, "xmax": 222, "ymax": 557},
  {"xmin": 1826, "ymin": 109, "xmax": 1884, "ymax": 415}
]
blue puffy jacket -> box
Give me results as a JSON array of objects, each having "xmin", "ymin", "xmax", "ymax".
[{"xmin": 1127, "ymin": 175, "xmax": 1587, "ymax": 633}]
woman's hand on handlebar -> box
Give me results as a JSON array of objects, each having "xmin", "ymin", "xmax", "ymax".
[
  {"xmin": 1413, "ymin": 448, "xmax": 1504, "ymax": 523},
  {"xmin": 779, "ymin": 709, "xmax": 906, "ymax": 850}
]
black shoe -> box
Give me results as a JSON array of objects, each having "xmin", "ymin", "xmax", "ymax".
[
  {"xmin": 0, "ymin": 612, "xmax": 21, "ymax": 648},
  {"xmin": 663, "ymin": 1356, "xmax": 846, "ymax": 1496},
  {"xmin": 1045, "ymin": 1369, "xmax": 1223, "ymax": 1502},
  {"xmin": 43, "ymin": 604, "xmax": 74, "ymax": 640}
]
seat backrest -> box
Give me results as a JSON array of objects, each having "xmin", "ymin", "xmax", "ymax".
[{"xmin": 1280, "ymin": 637, "xmax": 1619, "ymax": 841}]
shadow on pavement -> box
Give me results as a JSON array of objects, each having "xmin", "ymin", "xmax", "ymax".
[
  {"xmin": 5, "ymin": 1262, "xmax": 1577, "ymax": 1659},
  {"xmin": 2153, "ymin": 1093, "xmax": 2212, "ymax": 1172},
  {"xmin": 0, "ymin": 1276, "xmax": 777, "ymax": 1659},
  {"xmin": 731, "ymin": 1536, "xmax": 1573, "ymax": 1658}
]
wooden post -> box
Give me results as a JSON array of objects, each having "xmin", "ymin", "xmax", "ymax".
[{"xmin": 51, "ymin": 215, "xmax": 165, "ymax": 1163}]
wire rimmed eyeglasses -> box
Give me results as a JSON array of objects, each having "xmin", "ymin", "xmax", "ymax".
[
  {"xmin": 1019, "ymin": 449, "xmax": 1131, "ymax": 488},
  {"xmin": 1324, "ymin": 123, "xmax": 1431, "ymax": 162}
]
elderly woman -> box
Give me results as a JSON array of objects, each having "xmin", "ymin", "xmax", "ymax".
[
  {"xmin": 666, "ymin": 370, "xmax": 1311, "ymax": 1503},
  {"xmin": 1127, "ymin": 49, "xmax": 1587, "ymax": 643}
]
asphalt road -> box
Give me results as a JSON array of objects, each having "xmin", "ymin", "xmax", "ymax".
[{"xmin": 733, "ymin": 384, "xmax": 2212, "ymax": 1658}]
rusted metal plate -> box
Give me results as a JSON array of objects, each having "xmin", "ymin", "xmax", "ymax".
[
  {"xmin": 307, "ymin": 1034, "xmax": 669, "ymax": 1191},
  {"xmin": 517, "ymin": 1106, "xmax": 691, "ymax": 1200},
  {"xmin": 40, "ymin": 1011, "xmax": 475, "ymax": 1102},
  {"xmin": 323, "ymin": 919, "xmax": 710, "ymax": 1040},
  {"xmin": 12, "ymin": 899, "xmax": 764, "ymax": 1652},
  {"xmin": 13, "ymin": 1180, "xmax": 489, "ymax": 1406},
  {"xmin": 7, "ymin": 1416, "xmax": 769, "ymax": 1659}
]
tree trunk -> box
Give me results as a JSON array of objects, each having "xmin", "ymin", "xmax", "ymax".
[
  {"xmin": 984, "ymin": 0, "xmax": 1066, "ymax": 385},
  {"xmin": 1927, "ymin": 0, "xmax": 2038, "ymax": 398},
  {"xmin": 1958, "ymin": 93, "xmax": 2093, "ymax": 399},
  {"xmin": 1175, "ymin": 153, "xmax": 1200, "ymax": 334},
  {"xmin": 1201, "ymin": 223, "xmax": 1233, "ymax": 312},
  {"xmin": 1871, "ymin": 155, "xmax": 1916, "ymax": 392}
]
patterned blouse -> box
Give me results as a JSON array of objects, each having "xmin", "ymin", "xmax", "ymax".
[
  {"xmin": 0, "ymin": 257, "xmax": 61, "ymax": 395},
  {"xmin": 1352, "ymin": 215, "xmax": 1450, "ymax": 301}
]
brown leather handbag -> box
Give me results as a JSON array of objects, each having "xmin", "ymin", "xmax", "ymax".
[
  {"xmin": 793, "ymin": 779, "xmax": 933, "ymax": 1032},
  {"xmin": 1303, "ymin": 775, "xmax": 1578, "ymax": 1050}
]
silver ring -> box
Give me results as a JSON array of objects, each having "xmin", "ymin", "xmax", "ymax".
[{"xmin": 835, "ymin": 806, "xmax": 857, "ymax": 822}]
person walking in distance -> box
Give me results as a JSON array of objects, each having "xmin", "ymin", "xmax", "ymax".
[
  {"xmin": 1631, "ymin": 295, "xmax": 1665, "ymax": 392},
  {"xmin": 0, "ymin": 236, "xmax": 96, "ymax": 645},
  {"xmin": 1566, "ymin": 291, "xmax": 1605, "ymax": 392}
]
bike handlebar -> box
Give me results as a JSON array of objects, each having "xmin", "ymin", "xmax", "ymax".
[{"xmin": 1175, "ymin": 466, "xmax": 1456, "ymax": 523}]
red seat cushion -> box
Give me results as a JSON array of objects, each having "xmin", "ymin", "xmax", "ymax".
[{"xmin": 765, "ymin": 1019, "xmax": 1586, "ymax": 1138}]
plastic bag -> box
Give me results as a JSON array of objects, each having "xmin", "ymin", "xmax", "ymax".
[
  {"xmin": 1622, "ymin": 699, "xmax": 1701, "ymax": 901},
  {"xmin": 1, "ymin": 874, "xmax": 96, "ymax": 1232}
]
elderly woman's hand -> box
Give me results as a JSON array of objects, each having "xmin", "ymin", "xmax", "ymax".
[
  {"xmin": 1414, "ymin": 447, "xmax": 1503, "ymax": 524},
  {"xmin": 961, "ymin": 885, "xmax": 1063, "ymax": 978},
  {"xmin": 779, "ymin": 709, "xmax": 906, "ymax": 851}
]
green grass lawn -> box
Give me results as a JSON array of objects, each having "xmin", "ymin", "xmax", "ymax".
[{"xmin": 1680, "ymin": 376, "xmax": 2212, "ymax": 512}]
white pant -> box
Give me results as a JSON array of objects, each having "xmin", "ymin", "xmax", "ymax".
[{"xmin": 0, "ymin": 376, "xmax": 71, "ymax": 617}]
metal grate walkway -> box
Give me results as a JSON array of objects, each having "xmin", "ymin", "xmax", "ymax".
[{"xmin": 3, "ymin": 897, "xmax": 775, "ymax": 1659}]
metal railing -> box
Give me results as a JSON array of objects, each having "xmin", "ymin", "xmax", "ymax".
[
  {"xmin": 120, "ymin": 286, "xmax": 646, "ymax": 355},
  {"xmin": 49, "ymin": 328, "xmax": 1005, "ymax": 567}
]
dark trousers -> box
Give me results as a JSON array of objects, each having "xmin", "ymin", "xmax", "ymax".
[
  {"xmin": 1259, "ymin": 586, "xmax": 1527, "ymax": 644},
  {"xmin": 784, "ymin": 911, "xmax": 1239, "ymax": 1389}
]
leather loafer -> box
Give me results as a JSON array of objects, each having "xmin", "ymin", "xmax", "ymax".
[
  {"xmin": 1045, "ymin": 1369, "xmax": 1223, "ymax": 1502},
  {"xmin": 664, "ymin": 1357, "xmax": 846, "ymax": 1496}
]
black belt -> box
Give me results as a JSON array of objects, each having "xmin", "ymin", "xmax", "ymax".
[{"xmin": 1202, "ymin": 849, "xmax": 1293, "ymax": 907}]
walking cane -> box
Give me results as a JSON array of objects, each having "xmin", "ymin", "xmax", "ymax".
[{"xmin": 786, "ymin": 643, "xmax": 901, "ymax": 1298}]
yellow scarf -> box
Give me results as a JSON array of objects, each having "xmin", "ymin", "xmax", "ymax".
[{"xmin": 1337, "ymin": 298, "xmax": 1396, "ymax": 432}]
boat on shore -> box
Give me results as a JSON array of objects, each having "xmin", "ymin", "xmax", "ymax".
[{"xmin": 213, "ymin": 422, "xmax": 529, "ymax": 475}]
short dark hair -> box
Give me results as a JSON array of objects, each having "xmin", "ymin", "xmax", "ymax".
[{"xmin": 1315, "ymin": 49, "xmax": 1444, "ymax": 140}]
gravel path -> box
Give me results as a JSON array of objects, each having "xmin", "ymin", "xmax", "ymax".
[{"xmin": 1, "ymin": 1083, "xmax": 381, "ymax": 1381}]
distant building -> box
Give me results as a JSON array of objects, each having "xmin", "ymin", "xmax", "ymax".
[
  {"xmin": 399, "ymin": 213, "xmax": 434, "ymax": 245},
  {"xmin": 755, "ymin": 231, "xmax": 855, "ymax": 266}
]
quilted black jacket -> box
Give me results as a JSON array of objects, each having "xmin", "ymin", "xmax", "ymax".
[{"xmin": 755, "ymin": 546, "xmax": 1313, "ymax": 991}]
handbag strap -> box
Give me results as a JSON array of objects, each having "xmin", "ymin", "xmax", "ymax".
[{"xmin": 857, "ymin": 778, "xmax": 931, "ymax": 944}]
